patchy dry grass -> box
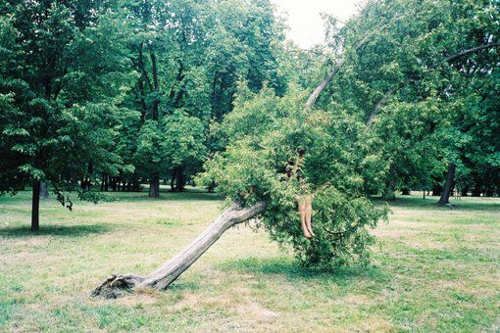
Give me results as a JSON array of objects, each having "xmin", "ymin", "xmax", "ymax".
[{"xmin": 0, "ymin": 190, "xmax": 499, "ymax": 332}]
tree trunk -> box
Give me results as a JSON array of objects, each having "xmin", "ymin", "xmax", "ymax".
[
  {"xmin": 174, "ymin": 166, "xmax": 186, "ymax": 192},
  {"xmin": 401, "ymin": 188, "xmax": 410, "ymax": 195},
  {"xmin": 92, "ymin": 202, "xmax": 266, "ymax": 298},
  {"xmin": 169, "ymin": 166, "xmax": 186, "ymax": 192},
  {"xmin": 149, "ymin": 172, "xmax": 160, "ymax": 198},
  {"xmin": 305, "ymin": 37, "xmax": 368, "ymax": 108},
  {"xmin": 40, "ymin": 182, "xmax": 49, "ymax": 199},
  {"xmin": 437, "ymin": 162, "xmax": 455, "ymax": 205},
  {"xmin": 31, "ymin": 181, "xmax": 41, "ymax": 232},
  {"xmin": 150, "ymin": 46, "xmax": 160, "ymax": 121}
]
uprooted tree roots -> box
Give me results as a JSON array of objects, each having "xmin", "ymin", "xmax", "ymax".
[
  {"xmin": 91, "ymin": 202, "xmax": 266, "ymax": 299},
  {"xmin": 91, "ymin": 274, "xmax": 145, "ymax": 299}
]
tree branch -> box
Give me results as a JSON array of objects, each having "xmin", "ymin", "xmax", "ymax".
[
  {"xmin": 443, "ymin": 42, "xmax": 500, "ymax": 63},
  {"xmin": 305, "ymin": 37, "xmax": 369, "ymax": 108}
]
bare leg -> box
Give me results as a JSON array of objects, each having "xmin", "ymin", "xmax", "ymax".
[
  {"xmin": 305, "ymin": 195, "xmax": 314, "ymax": 236},
  {"xmin": 297, "ymin": 198, "xmax": 311, "ymax": 238}
]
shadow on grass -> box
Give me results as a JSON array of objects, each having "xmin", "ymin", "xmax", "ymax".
[
  {"xmin": 217, "ymin": 256, "xmax": 391, "ymax": 286},
  {"xmin": 0, "ymin": 188, "xmax": 225, "ymax": 205},
  {"xmin": 373, "ymin": 195, "xmax": 500, "ymax": 212},
  {"xmin": 0, "ymin": 224, "xmax": 112, "ymax": 238}
]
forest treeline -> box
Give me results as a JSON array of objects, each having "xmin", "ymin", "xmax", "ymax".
[{"xmin": 1, "ymin": 0, "xmax": 499, "ymax": 232}]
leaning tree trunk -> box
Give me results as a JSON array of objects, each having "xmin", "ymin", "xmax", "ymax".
[
  {"xmin": 92, "ymin": 202, "xmax": 266, "ymax": 298},
  {"xmin": 437, "ymin": 162, "xmax": 456, "ymax": 205}
]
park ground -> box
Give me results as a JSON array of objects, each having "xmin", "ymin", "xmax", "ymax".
[{"xmin": 0, "ymin": 189, "xmax": 499, "ymax": 332}]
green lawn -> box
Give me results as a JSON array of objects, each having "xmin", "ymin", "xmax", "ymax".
[{"xmin": 1, "ymin": 190, "xmax": 499, "ymax": 332}]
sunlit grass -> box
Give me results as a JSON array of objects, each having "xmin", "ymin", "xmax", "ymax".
[{"xmin": 1, "ymin": 190, "xmax": 499, "ymax": 332}]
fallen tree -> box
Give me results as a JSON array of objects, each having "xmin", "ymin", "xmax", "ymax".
[
  {"xmin": 92, "ymin": 202, "xmax": 266, "ymax": 298},
  {"xmin": 92, "ymin": 37, "xmax": 371, "ymax": 298}
]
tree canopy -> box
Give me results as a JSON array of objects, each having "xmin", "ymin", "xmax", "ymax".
[{"xmin": 1, "ymin": 0, "xmax": 499, "ymax": 272}]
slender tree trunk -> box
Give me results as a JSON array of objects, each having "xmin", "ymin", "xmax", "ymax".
[
  {"xmin": 92, "ymin": 202, "xmax": 266, "ymax": 298},
  {"xmin": 81, "ymin": 160, "xmax": 93, "ymax": 192},
  {"xmin": 31, "ymin": 181, "xmax": 41, "ymax": 232},
  {"xmin": 111, "ymin": 177, "xmax": 117, "ymax": 191},
  {"xmin": 437, "ymin": 162, "xmax": 456, "ymax": 205},
  {"xmin": 149, "ymin": 172, "xmax": 160, "ymax": 198},
  {"xmin": 105, "ymin": 175, "xmax": 109, "ymax": 192},
  {"xmin": 150, "ymin": 46, "xmax": 160, "ymax": 121},
  {"xmin": 40, "ymin": 182, "xmax": 49, "ymax": 199}
]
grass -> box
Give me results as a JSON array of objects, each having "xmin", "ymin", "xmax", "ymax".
[{"xmin": 0, "ymin": 190, "xmax": 499, "ymax": 332}]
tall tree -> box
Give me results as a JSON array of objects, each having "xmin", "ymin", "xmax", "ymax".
[{"xmin": 0, "ymin": 0, "xmax": 135, "ymax": 230}]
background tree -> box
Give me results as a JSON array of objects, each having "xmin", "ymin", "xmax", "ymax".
[
  {"xmin": 0, "ymin": 0, "xmax": 135, "ymax": 230},
  {"xmin": 313, "ymin": 0, "xmax": 500, "ymax": 201}
]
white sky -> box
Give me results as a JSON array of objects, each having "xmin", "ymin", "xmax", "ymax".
[{"xmin": 270, "ymin": 0, "xmax": 366, "ymax": 48}]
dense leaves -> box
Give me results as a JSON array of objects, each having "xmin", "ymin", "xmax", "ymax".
[{"xmin": 199, "ymin": 85, "xmax": 389, "ymax": 268}]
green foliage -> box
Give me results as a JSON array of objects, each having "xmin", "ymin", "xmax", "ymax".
[
  {"xmin": 313, "ymin": 0, "xmax": 500, "ymax": 197},
  {"xmin": 199, "ymin": 84, "xmax": 389, "ymax": 269},
  {"xmin": 163, "ymin": 111, "xmax": 207, "ymax": 168},
  {"xmin": 0, "ymin": 0, "xmax": 136, "ymax": 207},
  {"xmin": 117, "ymin": 0, "xmax": 287, "ymax": 188}
]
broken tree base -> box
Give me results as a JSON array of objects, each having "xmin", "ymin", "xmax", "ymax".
[
  {"xmin": 92, "ymin": 202, "xmax": 266, "ymax": 299},
  {"xmin": 91, "ymin": 274, "xmax": 145, "ymax": 299}
]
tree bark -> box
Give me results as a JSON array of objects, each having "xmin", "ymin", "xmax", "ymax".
[
  {"xmin": 149, "ymin": 45, "xmax": 160, "ymax": 121},
  {"xmin": 437, "ymin": 162, "xmax": 455, "ymax": 205},
  {"xmin": 305, "ymin": 37, "xmax": 368, "ymax": 109},
  {"xmin": 31, "ymin": 181, "xmax": 41, "ymax": 232},
  {"xmin": 174, "ymin": 166, "xmax": 186, "ymax": 192},
  {"xmin": 92, "ymin": 202, "xmax": 266, "ymax": 298},
  {"xmin": 441, "ymin": 43, "xmax": 500, "ymax": 65},
  {"xmin": 149, "ymin": 172, "xmax": 160, "ymax": 198}
]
